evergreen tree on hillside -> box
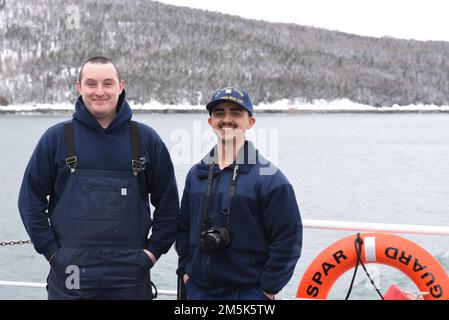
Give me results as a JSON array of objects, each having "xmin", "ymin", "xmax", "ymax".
[{"xmin": 1, "ymin": 0, "xmax": 448, "ymax": 107}]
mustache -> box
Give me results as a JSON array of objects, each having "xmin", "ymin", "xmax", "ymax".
[{"xmin": 218, "ymin": 121, "xmax": 238, "ymax": 128}]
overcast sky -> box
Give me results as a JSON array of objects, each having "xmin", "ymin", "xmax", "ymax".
[{"xmin": 156, "ymin": 0, "xmax": 449, "ymax": 42}]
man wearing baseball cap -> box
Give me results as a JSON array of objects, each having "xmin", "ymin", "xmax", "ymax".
[{"xmin": 177, "ymin": 87, "xmax": 302, "ymax": 300}]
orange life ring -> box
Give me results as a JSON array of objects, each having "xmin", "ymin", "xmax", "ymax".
[{"xmin": 296, "ymin": 233, "xmax": 449, "ymax": 300}]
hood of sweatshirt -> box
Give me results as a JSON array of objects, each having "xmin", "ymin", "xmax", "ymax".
[{"xmin": 73, "ymin": 90, "xmax": 132, "ymax": 132}]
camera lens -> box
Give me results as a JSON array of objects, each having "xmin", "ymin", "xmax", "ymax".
[{"xmin": 200, "ymin": 227, "xmax": 231, "ymax": 251}]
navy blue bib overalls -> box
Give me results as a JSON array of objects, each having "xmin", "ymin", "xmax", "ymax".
[{"xmin": 47, "ymin": 121, "xmax": 153, "ymax": 299}]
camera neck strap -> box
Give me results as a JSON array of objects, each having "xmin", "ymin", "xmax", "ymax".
[{"xmin": 202, "ymin": 163, "xmax": 240, "ymax": 230}]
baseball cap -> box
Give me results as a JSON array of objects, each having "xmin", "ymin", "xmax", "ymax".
[{"xmin": 206, "ymin": 87, "xmax": 253, "ymax": 116}]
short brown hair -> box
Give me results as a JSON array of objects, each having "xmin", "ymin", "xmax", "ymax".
[{"xmin": 78, "ymin": 56, "xmax": 121, "ymax": 82}]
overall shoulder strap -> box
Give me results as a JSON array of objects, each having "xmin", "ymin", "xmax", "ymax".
[
  {"xmin": 63, "ymin": 121, "xmax": 77, "ymax": 173},
  {"xmin": 129, "ymin": 120, "xmax": 143, "ymax": 175}
]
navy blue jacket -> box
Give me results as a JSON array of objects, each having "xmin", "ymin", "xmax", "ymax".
[
  {"xmin": 177, "ymin": 142, "xmax": 302, "ymax": 295},
  {"xmin": 18, "ymin": 91, "xmax": 179, "ymax": 261}
]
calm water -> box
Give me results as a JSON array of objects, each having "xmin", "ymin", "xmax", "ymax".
[{"xmin": 1, "ymin": 112, "xmax": 449, "ymax": 300}]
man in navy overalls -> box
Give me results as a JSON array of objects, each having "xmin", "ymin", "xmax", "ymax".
[{"xmin": 18, "ymin": 56, "xmax": 179, "ymax": 299}]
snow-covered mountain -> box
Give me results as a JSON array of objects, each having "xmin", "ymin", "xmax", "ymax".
[{"xmin": 1, "ymin": 0, "xmax": 449, "ymax": 108}]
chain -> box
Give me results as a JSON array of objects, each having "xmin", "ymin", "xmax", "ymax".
[{"xmin": 0, "ymin": 239, "xmax": 32, "ymax": 246}]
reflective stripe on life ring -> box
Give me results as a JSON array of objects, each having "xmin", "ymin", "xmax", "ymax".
[{"xmin": 296, "ymin": 233, "xmax": 449, "ymax": 300}]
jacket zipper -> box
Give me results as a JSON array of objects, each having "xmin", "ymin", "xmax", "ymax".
[{"xmin": 204, "ymin": 171, "xmax": 222, "ymax": 286}]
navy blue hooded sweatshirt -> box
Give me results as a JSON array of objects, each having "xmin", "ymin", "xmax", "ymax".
[
  {"xmin": 177, "ymin": 141, "xmax": 302, "ymax": 295},
  {"xmin": 18, "ymin": 91, "xmax": 179, "ymax": 262}
]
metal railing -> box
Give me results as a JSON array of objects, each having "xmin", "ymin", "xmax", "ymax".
[
  {"xmin": 302, "ymin": 218, "xmax": 449, "ymax": 235},
  {"xmin": 1, "ymin": 218, "xmax": 449, "ymax": 296},
  {"xmin": 0, "ymin": 280, "xmax": 177, "ymax": 296}
]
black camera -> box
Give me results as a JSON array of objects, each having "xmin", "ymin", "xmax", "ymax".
[{"xmin": 200, "ymin": 227, "xmax": 231, "ymax": 251}]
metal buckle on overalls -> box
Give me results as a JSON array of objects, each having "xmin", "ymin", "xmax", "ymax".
[
  {"xmin": 65, "ymin": 156, "xmax": 77, "ymax": 173},
  {"xmin": 132, "ymin": 159, "xmax": 143, "ymax": 176},
  {"xmin": 221, "ymin": 208, "xmax": 231, "ymax": 216}
]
